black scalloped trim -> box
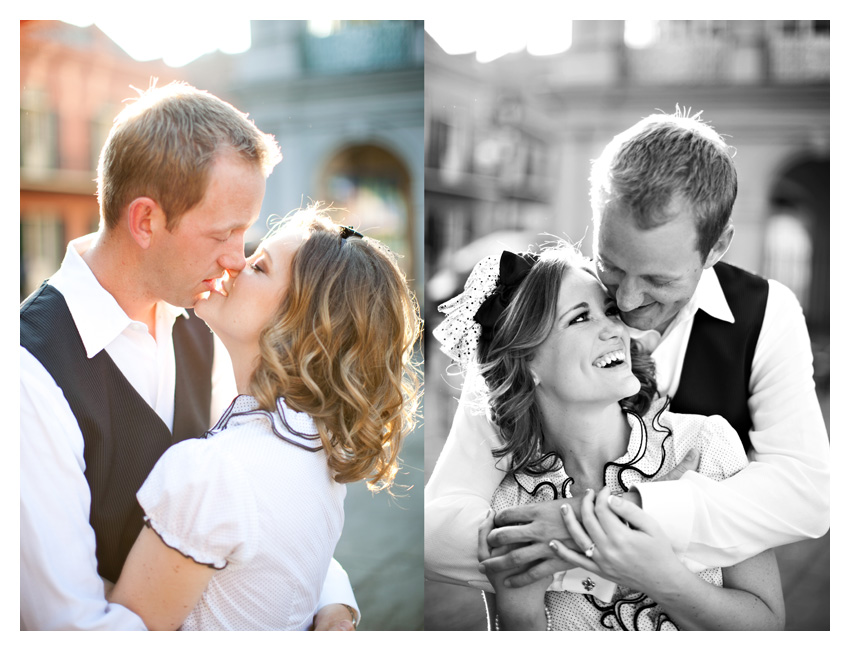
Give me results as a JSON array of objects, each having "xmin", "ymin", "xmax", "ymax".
[
  {"xmin": 517, "ymin": 398, "xmax": 683, "ymax": 630},
  {"xmin": 603, "ymin": 396, "xmax": 674, "ymax": 492},
  {"xmin": 206, "ymin": 395, "xmax": 323, "ymax": 453},
  {"xmin": 585, "ymin": 592, "xmax": 678, "ymax": 631}
]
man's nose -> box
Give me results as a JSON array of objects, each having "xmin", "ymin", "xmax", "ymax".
[
  {"xmin": 615, "ymin": 278, "xmax": 644, "ymax": 313},
  {"xmin": 220, "ymin": 236, "xmax": 247, "ymax": 274}
]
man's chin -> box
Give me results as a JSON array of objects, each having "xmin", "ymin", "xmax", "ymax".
[{"xmin": 621, "ymin": 310, "xmax": 660, "ymax": 332}]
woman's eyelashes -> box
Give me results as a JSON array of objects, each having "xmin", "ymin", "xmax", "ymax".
[
  {"xmin": 568, "ymin": 305, "xmax": 620, "ymax": 326},
  {"xmin": 250, "ymin": 259, "xmax": 265, "ymax": 273},
  {"xmin": 569, "ymin": 310, "xmax": 590, "ymax": 325}
]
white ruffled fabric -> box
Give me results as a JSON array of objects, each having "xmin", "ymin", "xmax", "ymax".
[
  {"xmin": 491, "ymin": 397, "xmax": 749, "ymax": 630},
  {"xmin": 433, "ymin": 254, "xmax": 502, "ymax": 367}
]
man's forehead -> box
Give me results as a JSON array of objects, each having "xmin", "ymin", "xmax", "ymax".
[{"xmin": 594, "ymin": 214, "xmax": 700, "ymax": 272}]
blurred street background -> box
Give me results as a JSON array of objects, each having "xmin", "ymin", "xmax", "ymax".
[
  {"xmin": 423, "ymin": 19, "xmax": 829, "ymax": 631},
  {"xmin": 20, "ymin": 19, "xmax": 425, "ymax": 631}
]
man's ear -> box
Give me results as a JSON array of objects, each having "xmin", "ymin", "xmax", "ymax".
[
  {"xmin": 703, "ymin": 223, "xmax": 734, "ymax": 269},
  {"xmin": 126, "ymin": 197, "xmax": 164, "ymax": 250}
]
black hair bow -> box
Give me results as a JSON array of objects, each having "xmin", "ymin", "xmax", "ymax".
[{"xmin": 474, "ymin": 251, "xmax": 538, "ymax": 348}]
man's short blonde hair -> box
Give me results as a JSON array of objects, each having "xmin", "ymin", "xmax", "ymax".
[{"xmin": 97, "ymin": 81, "xmax": 282, "ymax": 231}]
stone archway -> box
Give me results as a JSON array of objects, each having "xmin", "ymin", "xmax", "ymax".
[
  {"xmin": 319, "ymin": 143, "xmax": 414, "ymax": 278},
  {"xmin": 766, "ymin": 156, "xmax": 829, "ymax": 388},
  {"xmin": 766, "ymin": 157, "xmax": 829, "ymax": 333}
]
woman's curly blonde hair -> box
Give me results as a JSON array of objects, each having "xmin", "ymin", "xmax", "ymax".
[{"xmin": 248, "ymin": 207, "xmax": 422, "ymax": 492}]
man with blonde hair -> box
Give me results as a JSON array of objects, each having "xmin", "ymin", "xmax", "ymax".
[{"xmin": 21, "ymin": 82, "xmax": 358, "ymax": 630}]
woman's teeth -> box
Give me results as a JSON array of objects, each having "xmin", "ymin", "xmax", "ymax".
[{"xmin": 593, "ymin": 349, "xmax": 625, "ymax": 368}]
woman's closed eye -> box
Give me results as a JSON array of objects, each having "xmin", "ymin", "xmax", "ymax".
[{"xmin": 251, "ymin": 261, "xmax": 266, "ymax": 273}]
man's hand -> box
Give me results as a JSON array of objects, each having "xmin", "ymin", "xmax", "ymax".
[
  {"xmin": 311, "ymin": 603, "xmax": 357, "ymax": 631},
  {"xmin": 657, "ymin": 448, "xmax": 700, "ymax": 482},
  {"xmin": 549, "ymin": 486, "xmax": 684, "ymax": 596},
  {"xmin": 479, "ymin": 497, "xmax": 584, "ymax": 587},
  {"xmin": 478, "ymin": 510, "xmax": 550, "ymax": 630}
]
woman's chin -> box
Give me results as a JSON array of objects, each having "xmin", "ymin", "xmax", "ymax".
[
  {"xmin": 193, "ymin": 298, "xmax": 218, "ymax": 330},
  {"xmin": 621, "ymin": 373, "xmax": 642, "ymax": 399}
]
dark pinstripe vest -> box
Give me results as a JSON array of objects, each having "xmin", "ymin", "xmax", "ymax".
[
  {"xmin": 20, "ymin": 283, "xmax": 214, "ymax": 583},
  {"xmin": 669, "ymin": 262, "xmax": 769, "ymax": 451}
]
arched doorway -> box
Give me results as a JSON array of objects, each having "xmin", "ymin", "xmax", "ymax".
[
  {"xmin": 319, "ymin": 144, "xmax": 414, "ymax": 279},
  {"xmin": 765, "ymin": 156, "xmax": 829, "ymax": 387}
]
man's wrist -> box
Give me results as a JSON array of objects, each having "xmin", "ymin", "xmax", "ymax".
[{"xmin": 622, "ymin": 487, "xmax": 642, "ymax": 509}]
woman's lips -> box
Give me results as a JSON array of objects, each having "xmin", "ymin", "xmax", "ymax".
[{"xmin": 203, "ymin": 274, "xmax": 229, "ymax": 297}]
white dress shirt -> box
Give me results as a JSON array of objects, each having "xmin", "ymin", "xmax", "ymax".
[
  {"xmin": 424, "ymin": 266, "xmax": 830, "ymax": 589},
  {"xmin": 20, "ymin": 236, "xmax": 357, "ymax": 630}
]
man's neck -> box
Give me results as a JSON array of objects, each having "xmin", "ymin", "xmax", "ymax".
[{"xmin": 81, "ymin": 231, "xmax": 159, "ymax": 338}]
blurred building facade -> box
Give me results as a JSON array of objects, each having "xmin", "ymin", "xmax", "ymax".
[
  {"xmin": 182, "ymin": 20, "xmax": 425, "ymax": 298},
  {"xmin": 425, "ymin": 18, "xmax": 829, "ymax": 382},
  {"xmin": 20, "ymin": 19, "xmax": 425, "ymax": 302},
  {"xmin": 20, "ymin": 20, "xmax": 175, "ymax": 298},
  {"xmin": 424, "ymin": 19, "xmax": 829, "ymax": 632}
]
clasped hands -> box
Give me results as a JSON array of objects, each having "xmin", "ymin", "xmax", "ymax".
[
  {"xmin": 479, "ymin": 486, "xmax": 681, "ymax": 594},
  {"xmin": 479, "ymin": 448, "xmax": 698, "ymax": 590}
]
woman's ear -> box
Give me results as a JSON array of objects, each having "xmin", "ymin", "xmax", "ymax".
[
  {"xmin": 531, "ymin": 370, "xmax": 541, "ymax": 386},
  {"xmin": 126, "ymin": 197, "xmax": 164, "ymax": 250}
]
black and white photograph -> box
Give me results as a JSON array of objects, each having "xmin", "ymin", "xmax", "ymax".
[{"xmin": 423, "ymin": 19, "xmax": 830, "ymax": 631}]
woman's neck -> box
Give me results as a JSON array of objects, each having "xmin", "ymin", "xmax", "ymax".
[
  {"xmin": 222, "ymin": 340, "xmax": 261, "ymax": 395},
  {"xmin": 538, "ymin": 399, "xmax": 631, "ymax": 492}
]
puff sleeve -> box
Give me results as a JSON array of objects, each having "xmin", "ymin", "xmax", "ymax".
[{"xmin": 136, "ymin": 438, "xmax": 259, "ymax": 569}]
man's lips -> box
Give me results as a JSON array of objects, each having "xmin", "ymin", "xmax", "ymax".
[
  {"xmin": 624, "ymin": 302, "xmax": 654, "ymax": 314},
  {"xmin": 203, "ymin": 272, "xmax": 230, "ymax": 297}
]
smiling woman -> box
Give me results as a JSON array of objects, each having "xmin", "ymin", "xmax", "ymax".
[{"xmin": 429, "ymin": 241, "xmax": 785, "ymax": 631}]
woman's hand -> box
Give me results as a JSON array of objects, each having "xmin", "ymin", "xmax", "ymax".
[
  {"xmin": 548, "ymin": 486, "xmax": 688, "ymax": 595},
  {"xmin": 478, "ymin": 510, "xmax": 550, "ymax": 630}
]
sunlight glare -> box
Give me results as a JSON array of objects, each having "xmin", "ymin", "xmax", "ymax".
[
  {"xmin": 427, "ymin": 18, "xmax": 571, "ymax": 62},
  {"xmin": 526, "ymin": 21, "xmax": 572, "ymax": 56},
  {"xmin": 624, "ymin": 20, "xmax": 658, "ymax": 49},
  {"xmin": 60, "ymin": 17, "xmax": 251, "ymax": 67},
  {"xmin": 425, "ymin": 20, "xmax": 477, "ymax": 55},
  {"xmin": 475, "ymin": 18, "xmax": 527, "ymax": 63}
]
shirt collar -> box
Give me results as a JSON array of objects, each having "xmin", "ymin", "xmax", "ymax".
[
  {"xmin": 693, "ymin": 265, "xmax": 735, "ymax": 324},
  {"xmin": 48, "ymin": 234, "xmax": 189, "ymax": 359}
]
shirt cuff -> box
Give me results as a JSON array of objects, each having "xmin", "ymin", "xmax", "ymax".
[
  {"xmin": 317, "ymin": 559, "xmax": 360, "ymax": 623},
  {"xmin": 631, "ymin": 479, "xmax": 696, "ymax": 561}
]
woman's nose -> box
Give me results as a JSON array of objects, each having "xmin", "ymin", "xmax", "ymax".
[{"xmin": 599, "ymin": 314, "xmax": 625, "ymax": 339}]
